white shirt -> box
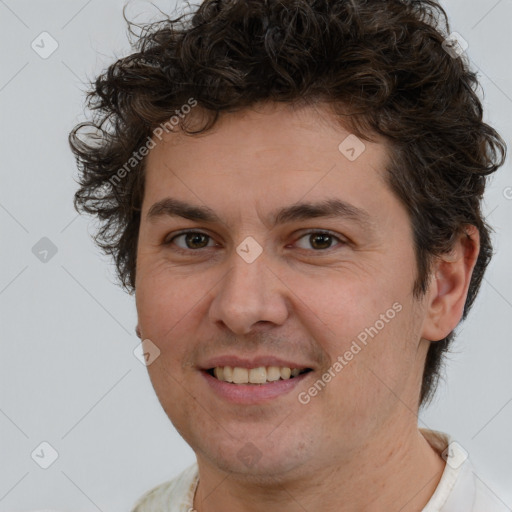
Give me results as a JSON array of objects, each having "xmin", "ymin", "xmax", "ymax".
[{"xmin": 131, "ymin": 429, "xmax": 510, "ymax": 512}]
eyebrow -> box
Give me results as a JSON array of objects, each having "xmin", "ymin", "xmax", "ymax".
[{"xmin": 146, "ymin": 197, "xmax": 374, "ymax": 230}]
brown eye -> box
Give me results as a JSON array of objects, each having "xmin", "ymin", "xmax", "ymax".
[
  {"xmin": 310, "ymin": 233, "xmax": 333, "ymax": 250},
  {"xmin": 295, "ymin": 231, "xmax": 344, "ymax": 251},
  {"xmin": 170, "ymin": 232, "xmax": 215, "ymax": 250}
]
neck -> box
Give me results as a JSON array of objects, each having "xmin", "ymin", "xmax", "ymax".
[{"xmin": 193, "ymin": 423, "xmax": 445, "ymax": 512}]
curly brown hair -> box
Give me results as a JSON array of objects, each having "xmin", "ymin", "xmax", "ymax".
[{"xmin": 69, "ymin": 0, "xmax": 506, "ymax": 407}]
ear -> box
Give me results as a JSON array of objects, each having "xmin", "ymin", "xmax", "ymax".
[{"xmin": 421, "ymin": 225, "xmax": 480, "ymax": 342}]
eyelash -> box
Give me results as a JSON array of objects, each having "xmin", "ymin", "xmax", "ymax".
[{"xmin": 164, "ymin": 229, "xmax": 347, "ymax": 253}]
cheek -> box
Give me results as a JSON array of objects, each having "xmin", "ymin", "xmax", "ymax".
[
  {"xmin": 296, "ymin": 270, "xmax": 403, "ymax": 349},
  {"xmin": 135, "ymin": 277, "xmax": 203, "ymax": 376},
  {"xmin": 301, "ymin": 269, "xmax": 419, "ymax": 398},
  {"xmin": 136, "ymin": 255, "xmax": 207, "ymax": 327},
  {"xmin": 355, "ymin": 301, "xmax": 424, "ymax": 407}
]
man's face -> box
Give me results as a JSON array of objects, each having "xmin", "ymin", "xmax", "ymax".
[{"xmin": 135, "ymin": 103, "xmax": 431, "ymax": 479}]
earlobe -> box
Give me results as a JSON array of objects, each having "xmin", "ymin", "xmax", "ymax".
[{"xmin": 421, "ymin": 226, "xmax": 480, "ymax": 342}]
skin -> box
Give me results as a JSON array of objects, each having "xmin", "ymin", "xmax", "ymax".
[{"xmin": 135, "ymin": 102, "xmax": 479, "ymax": 511}]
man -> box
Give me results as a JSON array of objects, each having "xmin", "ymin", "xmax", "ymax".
[{"xmin": 70, "ymin": 0, "xmax": 508, "ymax": 510}]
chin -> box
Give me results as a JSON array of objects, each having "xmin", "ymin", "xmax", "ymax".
[
  {"xmin": 206, "ymin": 451, "xmax": 308, "ymax": 482},
  {"xmin": 193, "ymin": 426, "xmax": 317, "ymax": 481}
]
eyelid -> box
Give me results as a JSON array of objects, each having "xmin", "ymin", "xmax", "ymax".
[
  {"xmin": 292, "ymin": 229, "xmax": 348, "ymax": 247},
  {"xmin": 297, "ymin": 228, "xmax": 346, "ymax": 238},
  {"xmin": 163, "ymin": 228, "xmax": 348, "ymax": 251},
  {"xmin": 164, "ymin": 229, "xmax": 218, "ymax": 247}
]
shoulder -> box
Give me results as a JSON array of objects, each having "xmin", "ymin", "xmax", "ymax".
[
  {"xmin": 420, "ymin": 429, "xmax": 510, "ymax": 512},
  {"xmin": 130, "ymin": 463, "xmax": 199, "ymax": 512}
]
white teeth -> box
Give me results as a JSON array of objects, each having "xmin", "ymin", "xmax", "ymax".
[
  {"xmin": 223, "ymin": 366, "xmax": 234, "ymax": 383},
  {"xmin": 232, "ymin": 367, "xmax": 248, "ymax": 384},
  {"xmin": 249, "ymin": 367, "xmax": 267, "ymax": 384},
  {"xmin": 280, "ymin": 367, "xmax": 291, "ymax": 380},
  {"xmin": 211, "ymin": 365, "xmax": 307, "ymax": 384},
  {"xmin": 266, "ymin": 366, "xmax": 281, "ymax": 382}
]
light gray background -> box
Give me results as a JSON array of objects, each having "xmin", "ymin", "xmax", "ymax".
[{"xmin": 0, "ymin": 1, "xmax": 511, "ymax": 510}]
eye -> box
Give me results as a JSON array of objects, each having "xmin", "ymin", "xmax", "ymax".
[
  {"xmin": 294, "ymin": 231, "xmax": 345, "ymax": 251},
  {"xmin": 167, "ymin": 231, "xmax": 217, "ymax": 250}
]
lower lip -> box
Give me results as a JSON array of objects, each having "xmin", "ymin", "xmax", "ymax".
[{"xmin": 202, "ymin": 371, "xmax": 311, "ymax": 404}]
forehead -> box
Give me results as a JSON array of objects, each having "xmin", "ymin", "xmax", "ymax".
[{"xmin": 143, "ymin": 102, "xmax": 393, "ymax": 218}]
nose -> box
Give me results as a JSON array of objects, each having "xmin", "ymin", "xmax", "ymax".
[{"xmin": 208, "ymin": 251, "xmax": 289, "ymax": 335}]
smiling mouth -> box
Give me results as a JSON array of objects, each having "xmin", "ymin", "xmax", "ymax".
[{"xmin": 207, "ymin": 366, "xmax": 312, "ymax": 384}]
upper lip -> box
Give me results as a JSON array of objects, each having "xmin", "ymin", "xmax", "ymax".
[{"xmin": 200, "ymin": 355, "xmax": 314, "ymax": 371}]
